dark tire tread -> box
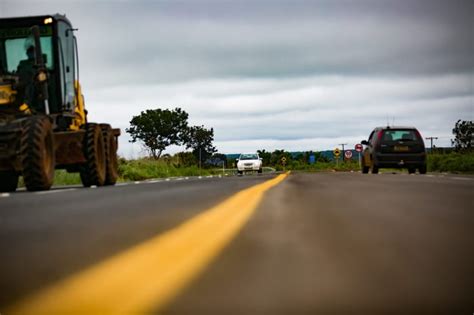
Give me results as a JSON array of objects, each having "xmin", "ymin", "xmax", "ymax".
[
  {"xmin": 21, "ymin": 116, "xmax": 55, "ymax": 191},
  {"xmin": 100, "ymin": 124, "xmax": 118, "ymax": 185},
  {"xmin": 80, "ymin": 123, "xmax": 106, "ymax": 187}
]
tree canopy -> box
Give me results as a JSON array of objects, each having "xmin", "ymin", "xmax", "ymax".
[
  {"xmin": 184, "ymin": 125, "xmax": 217, "ymax": 164},
  {"xmin": 126, "ymin": 108, "xmax": 189, "ymax": 159},
  {"xmin": 452, "ymin": 119, "xmax": 473, "ymax": 152}
]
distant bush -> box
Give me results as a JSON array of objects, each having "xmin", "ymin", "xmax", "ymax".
[
  {"xmin": 427, "ymin": 152, "xmax": 474, "ymax": 173},
  {"xmin": 276, "ymin": 159, "xmax": 360, "ymax": 172},
  {"xmin": 117, "ymin": 158, "xmax": 217, "ymax": 181},
  {"xmin": 53, "ymin": 170, "xmax": 81, "ymax": 185}
]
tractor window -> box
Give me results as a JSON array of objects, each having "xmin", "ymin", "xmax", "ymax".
[
  {"xmin": 0, "ymin": 26, "xmax": 54, "ymax": 73},
  {"xmin": 57, "ymin": 21, "xmax": 75, "ymax": 109}
]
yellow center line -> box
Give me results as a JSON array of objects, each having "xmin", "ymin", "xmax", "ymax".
[{"xmin": 7, "ymin": 173, "xmax": 289, "ymax": 315}]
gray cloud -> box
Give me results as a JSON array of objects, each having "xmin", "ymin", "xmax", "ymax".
[
  {"xmin": 1, "ymin": 0, "xmax": 472, "ymax": 156},
  {"xmin": 5, "ymin": 0, "xmax": 472, "ymax": 85}
]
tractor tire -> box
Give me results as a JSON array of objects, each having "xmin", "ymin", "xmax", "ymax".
[
  {"xmin": 0, "ymin": 171, "xmax": 19, "ymax": 192},
  {"xmin": 21, "ymin": 116, "xmax": 55, "ymax": 191},
  {"xmin": 101, "ymin": 124, "xmax": 118, "ymax": 185},
  {"xmin": 80, "ymin": 123, "xmax": 106, "ymax": 187}
]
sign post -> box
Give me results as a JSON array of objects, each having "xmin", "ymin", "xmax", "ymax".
[
  {"xmin": 355, "ymin": 143, "xmax": 363, "ymax": 168},
  {"xmin": 333, "ymin": 148, "xmax": 341, "ymax": 167},
  {"xmin": 281, "ymin": 156, "xmax": 287, "ymax": 171}
]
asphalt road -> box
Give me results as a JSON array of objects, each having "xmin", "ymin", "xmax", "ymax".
[{"xmin": 1, "ymin": 172, "xmax": 473, "ymax": 313}]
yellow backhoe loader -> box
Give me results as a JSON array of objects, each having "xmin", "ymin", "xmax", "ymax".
[{"xmin": 0, "ymin": 14, "xmax": 119, "ymax": 192}]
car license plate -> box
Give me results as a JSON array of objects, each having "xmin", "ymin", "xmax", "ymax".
[{"xmin": 394, "ymin": 145, "xmax": 409, "ymax": 152}]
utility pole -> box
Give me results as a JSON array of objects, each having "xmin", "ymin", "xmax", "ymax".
[
  {"xmin": 339, "ymin": 143, "xmax": 348, "ymax": 162},
  {"xmin": 425, "ymin": 137, "xmax": 438, "ymax": 152}
]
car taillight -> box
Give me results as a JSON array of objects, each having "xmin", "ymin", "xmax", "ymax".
[
  {"xmin": 376, "ymin": 130, "xmax": 384, "ymax": 145},
  {"xmin": 415, "ymin": 129, "xmax": 422, "ymax": 140},
  {"xmin": 377, "ymin": 130, "xmax": 384, "ymax": 140}
]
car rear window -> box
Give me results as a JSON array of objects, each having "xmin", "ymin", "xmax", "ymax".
[{"xmin": 381, "ymin": 130, "xmax": 419, "ymax": 142}]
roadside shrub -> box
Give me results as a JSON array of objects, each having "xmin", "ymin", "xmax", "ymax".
[
  {"xmin": 117, "ymin": 158, "xmax": 215, "ymax": 181},
  {"xmin": 427, "ymin": 153, "xmax": 474, "ymax": 173}
]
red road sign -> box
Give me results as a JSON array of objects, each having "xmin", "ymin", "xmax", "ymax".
[
  {"xmin": 355, "ymin": 144, "xmax": 363, "ymax": 152},
  {"xmin": 345, "ymin": 150, "xmax": 353, "ymax": 159}
]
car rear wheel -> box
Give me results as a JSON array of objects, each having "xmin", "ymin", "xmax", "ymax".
[
  {"xmin": 408, "ymin": 167, "xmax": 416, "ymax": 174},
  {"xmin": 361, "ymin": 157, "xmax": 369, "ymax": 174},
  {"xmin": 371, "ymin": 161, "xmax": 379, "ymax": 174},
  {"xmin": 419, "ymin": 164, "xmax": 427, "ymax": 174}
]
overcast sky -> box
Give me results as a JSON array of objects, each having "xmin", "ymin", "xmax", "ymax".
[{"xmin": 1, "ymin": 0, "xmax": 473, "ymax": 157}]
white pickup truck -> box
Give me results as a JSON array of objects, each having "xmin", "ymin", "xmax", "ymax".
[{"xmin": 236, "ymin": 153, "xmax": 263, "ymax": 174}]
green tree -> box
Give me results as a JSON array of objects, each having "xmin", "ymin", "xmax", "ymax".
[
  {"xmin": 184, "ymin": 125, "xmax": 217, "ymax": 166},
  {"xmin": 257, "ymin": 149, "xmax": 271, "ymax": 165},
  {"xmin": 270, "ymin": 149, "xmax": 292, "ymax": 167},
  {"xmin": 452, "ymin": 120, "xmax": 473, "ymax": 152},
  {"xmin": 173, "ymin": 152, "xmax": 197, "ymax": 167},
  {"xmin": 212, "ymin": 153, "xmax": 228, "ymax": 168},
  {"xmin": 126, "ymin": 108, "xmax": 189, "ymax": 159}
]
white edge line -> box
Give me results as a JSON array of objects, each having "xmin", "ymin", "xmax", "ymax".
[
  {"xmin": 34, "ymin": 188, "xmax": 77, "ymax": 195},
  {"xmin": 451, "ymin": 177, "xmax": 473, "ymax": 181}
]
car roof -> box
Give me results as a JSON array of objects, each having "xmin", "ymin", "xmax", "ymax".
[{"xmin": 375, "ymin": 126, "xmax": 418, "ymax": 130}]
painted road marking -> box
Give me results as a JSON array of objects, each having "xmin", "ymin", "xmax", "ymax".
[
  {"xmin": 34, "ymin": 188, "xmax": 77, "ymax": 195},
  {"xmin": 146, "ymin": 180, "xmax": 162, "ymax": 184},
  {"xmin": 451, "ymin": 177, "xmax": 473, "ymax": 181},
  {"xmin": 7, "ymin": 173, "xmax": 289, "ymax": 315}
]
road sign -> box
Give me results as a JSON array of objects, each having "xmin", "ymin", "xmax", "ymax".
[
  {"xmin": 281, "ymin": 157, "xmax": 287, "ymax": 165},
  {"xmin": 355, "ymin": 144, "xmax": 363, "ymax": 152},
  {"xmin": 345, "ymin": 150, "xmax": 353, "ymax": 159},
  {"xmin": 333, "ymin": 148, "xmax": 340, "ymax": 157}
]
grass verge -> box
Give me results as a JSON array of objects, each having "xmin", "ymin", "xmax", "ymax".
[
  {"xmin": 20, "ymin": 152, "xmax": 474, "ymax": 187},
  {"xmin": 427, "ymin": 152, "xmax": 474, "ymax": 174}
]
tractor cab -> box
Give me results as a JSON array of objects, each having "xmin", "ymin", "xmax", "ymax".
[{"xmin": 0, "ymin": 14, "xmax": 85, "ymax": 130}]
